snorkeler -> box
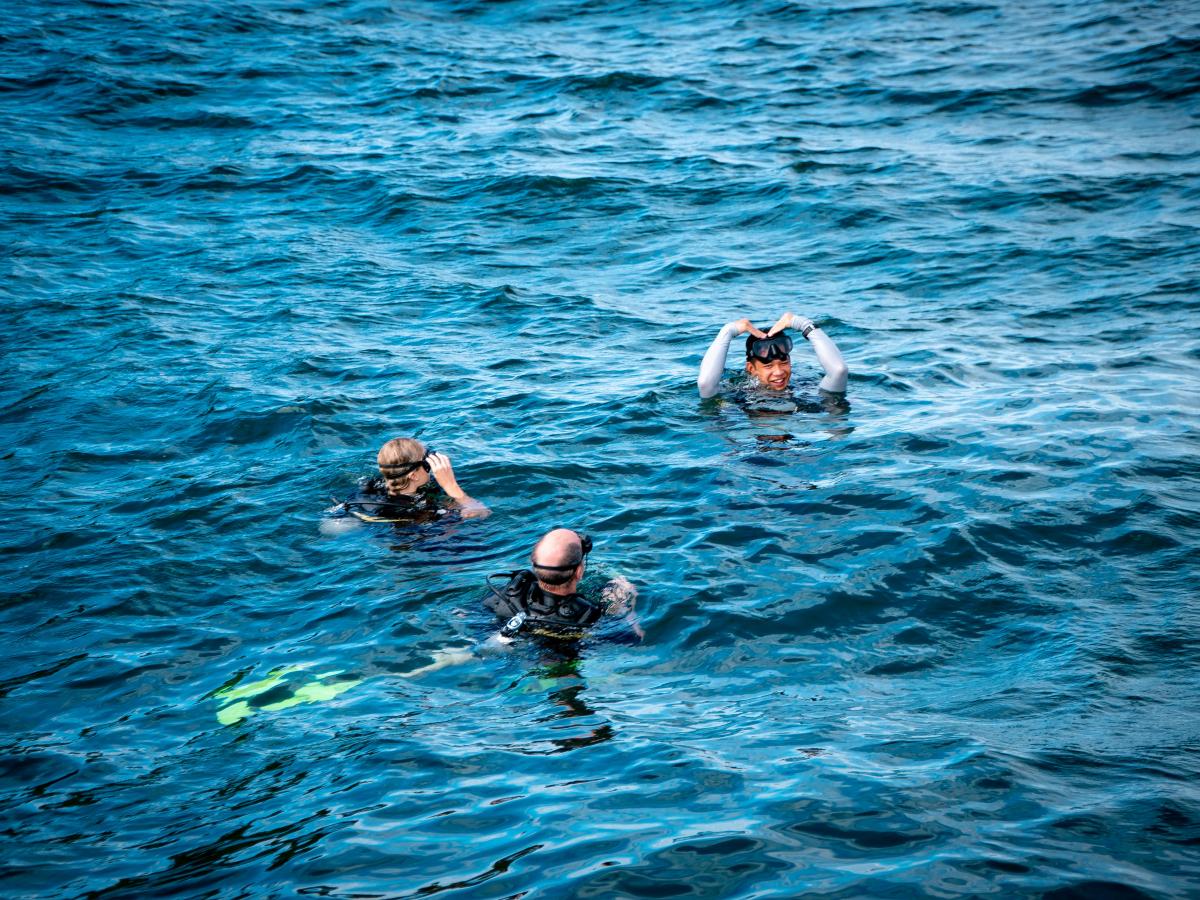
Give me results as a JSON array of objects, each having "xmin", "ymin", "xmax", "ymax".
[
  {"xmin": 336, "ymin": 436, "xmax": 489, "ymax": 525},
  {"xmin": 697, "ymin": 311, "xmax": 849, "ymax": 399},
  {"xmin": 484, "ymin": 528, "xmax": 643, "ymax": 642}
]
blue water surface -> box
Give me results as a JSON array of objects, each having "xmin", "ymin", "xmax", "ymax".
[{"xmin": 2, "ymin": 0, "xmax": 1199, "ymax": 897}]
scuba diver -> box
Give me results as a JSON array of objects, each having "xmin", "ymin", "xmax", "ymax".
[
  {"xmin": 216, "ymin": 529, "xmax": 640, "ymax": 725},
  {"xmin": 215, "ymin": 529, "xmax": 639, "ymax": 725},
  {"xmin": 329, "ymin": 436, "xmax": 490, "ymax": 527},
  {"xmin": 697, "ymin": 311, "xmax": 849, "ymax": 400},
  {"xmin": 484, "ymin": 528, "xmax": 643, "ymax": 643}
]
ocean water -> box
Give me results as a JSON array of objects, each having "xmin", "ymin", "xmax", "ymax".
[{"xmin": 2, "ymin": 0, "xmax": 1199, "ymax": 897}]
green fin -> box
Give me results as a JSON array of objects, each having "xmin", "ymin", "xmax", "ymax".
[
  {"xmin": 214, "ymin": 665, "xmax": 308, "ymax": 703},
  {"xmin": 215, "ymin": 668, "xmax": 362, "ymax": 725},
  {"xmin": 217, "ymin": 701, "xmax": 254, "ymax": 726},
  {"xmin": 259, "ymin": 677, "xmax": 361, "ymax": 711}
]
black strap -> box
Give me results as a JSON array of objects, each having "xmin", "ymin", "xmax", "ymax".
[
  {"xmin": 485, "ymin": 571, "xmax": 521, "ymax": 600},
  {"xmin": 379, "ymin": 461, "xmax": 423, "ymax": 476}
]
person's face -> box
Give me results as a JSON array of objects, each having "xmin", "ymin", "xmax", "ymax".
[{"xmin": 747, "ymin": 357, "xmax": 792, "ymax": 390}]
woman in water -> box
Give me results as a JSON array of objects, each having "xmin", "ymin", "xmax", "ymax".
[{"xmin": 332, "ymin": 437, "xmax": 490, "ymax": 526}]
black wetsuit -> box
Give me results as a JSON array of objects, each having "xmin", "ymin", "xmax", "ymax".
[
  {"xmin": 342, "ymin": 479, "xmax": 443, "ymax": 524},
  {"xmin": 484, "ymin": 570, "xmax": 605, "ymax": 639},
  {"xmin": 730, "ymin": 382, "xmax": 828, "ymax": 416}
]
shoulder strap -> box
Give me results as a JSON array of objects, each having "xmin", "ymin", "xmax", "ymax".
[
  {"xmin": 483, "ymin": 570, "xmax": 535, "ymax": 618},
  {"xmin": 485, "ymin": 570, "xmax": 527, "ymax": 599}
]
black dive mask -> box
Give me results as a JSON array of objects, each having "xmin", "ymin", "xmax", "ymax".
[
  {"xmin": 746, "ymin": 333, "xmax": 793, "ymax": 362},
  {"xmin": 380, "ymin": 449, "xmax": 434, "ymax": 478}
]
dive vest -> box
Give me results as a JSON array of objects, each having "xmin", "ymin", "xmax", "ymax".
[
  {"xmin": 484, "ymin": 570, "xmax": 604, "ymax": 637},
  {"xmin": 341, "ymin": 480, "xmax": 442, "ymax": 523}
]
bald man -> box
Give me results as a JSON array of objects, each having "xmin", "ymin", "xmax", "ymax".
[{"xmin": 484, "ymin": 528, "xmax": 642, "ymax": 641}]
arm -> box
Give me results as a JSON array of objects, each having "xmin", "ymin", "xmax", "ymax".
[
  {"xmin": 790, "ymin": 314, "xmax": 849, "ymax": 393},
  {"xmin": 427, "ymin": 453, "xmax": 491, "ymax": 519},
  {"xmin": 601, "ymin": 575, "xmax": 644, "ymax": 640},
  {"xmin": 697, "ymin": 322, "xmax": 737, "ymax": 398},
  {"xmin": 698, "ymin": 319, "xmax": 765, "ymax": 398}
]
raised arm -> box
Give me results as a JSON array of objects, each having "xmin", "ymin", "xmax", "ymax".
[
  {"xmin": 427, "ymin": 453, "xmax": 491, "ymax": 519},
  {"xmin": 790, "ymin": 314, "xmax": 849, "ymax": 393},
  {"xmin": 698, "ymin": 318, "xmax": 765, "ymax": 398}
]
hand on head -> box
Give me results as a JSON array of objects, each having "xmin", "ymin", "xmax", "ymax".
[
  {"xmin": 735, "ymin": 313, "xmax": 798, "ymax": 338},
  {"xmin": 426, "ymin": 451, "xmax": 453, "ymax": 480},
  {"xmin": 733, "ymin": 318, "xmax": 767, "ymax": 338},
  {"xmin": 427, "ymin": 452, "xmax": 466, "ymax": 501},
  {"xmin": 767, "ymin": 311, "xmax": 795, "ymax": 336}
]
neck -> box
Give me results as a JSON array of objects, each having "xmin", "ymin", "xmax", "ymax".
[{"xmin": 538, "ymin": 579, "xmax": 578, "ymax": 597}]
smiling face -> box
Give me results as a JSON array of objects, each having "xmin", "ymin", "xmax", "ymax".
[{"xmin": 746, "ymin": 356, "xmax": 792, "ymax": 391}]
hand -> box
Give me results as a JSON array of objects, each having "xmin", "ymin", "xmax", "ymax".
[
  {"xmin": 602, "ymin": 576, "xmax": 644, "ymax": 639},
  {"xmin": 427, "ymin": 452, "xmax": 465, "ymax": 500},
  {"xmin": 602, "ymin": 575, "xmax": 637, "ymax": 615},
  {"xmin": 460, "ymin": 500, "xmax": 491, "ymax": 520},
  {"xmin": 767, "ymin": 312, "xmax": 795, "ymax": 337},
  {"xmin": 732, "ymin": 318, "xmax": 767, "ymax": 338}
]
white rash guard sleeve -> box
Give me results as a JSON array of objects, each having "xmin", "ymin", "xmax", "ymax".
[
  {"xmin": 697, "ymin": 322, "xmax": 740, "ymax": 398},
  {"xmin": 792, "ymin": 314, "xmax": 849, "ymax": 393}
]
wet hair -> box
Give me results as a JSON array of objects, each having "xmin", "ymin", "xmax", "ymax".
[{"xmin": 377, "ymin": 437, "xmax": 426, "ymax": 491}]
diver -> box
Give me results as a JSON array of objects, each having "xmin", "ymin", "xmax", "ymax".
[
  {"xmin": 697, "ymin": 311, "xmax": 849, "ymax": 400},
  {"xmin": 331, "ymin": 436, "xmax": 490, "ymax": 527},
  {"xmin": 484, "ymin": 528, "xmax": 643, "ymax": 643},
  {"xmin": 217, "ymin": 528, "xmax": 637, "ymax": 725}
]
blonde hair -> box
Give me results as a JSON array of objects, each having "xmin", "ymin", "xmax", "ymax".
[{"xmin": 377, "ymin": 437, "xmax": 426, "ymax": 491}]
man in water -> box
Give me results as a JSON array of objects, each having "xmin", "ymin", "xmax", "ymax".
[
  {"xmin": 484, "ymin": 528, "xmax": 643, "ymax": 641},
  {"xmin": 697, "ymin": 311, "xmax": 849, "ymax": 399},
  {"xmin": 217, "ymin": 530, "xmax": 640, "ymax": 723}
]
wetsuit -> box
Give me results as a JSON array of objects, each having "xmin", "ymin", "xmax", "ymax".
[
  {"xmin": 697, "ymin": 314, "xmax": 849, "ymax": 399},
  {"xmin": 341, "ymin": 478, "xmax": 444, "ymax": 524},
  {"xmin": 484, "ymin": 570, "xmax": 606, "ymax": 639}
]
